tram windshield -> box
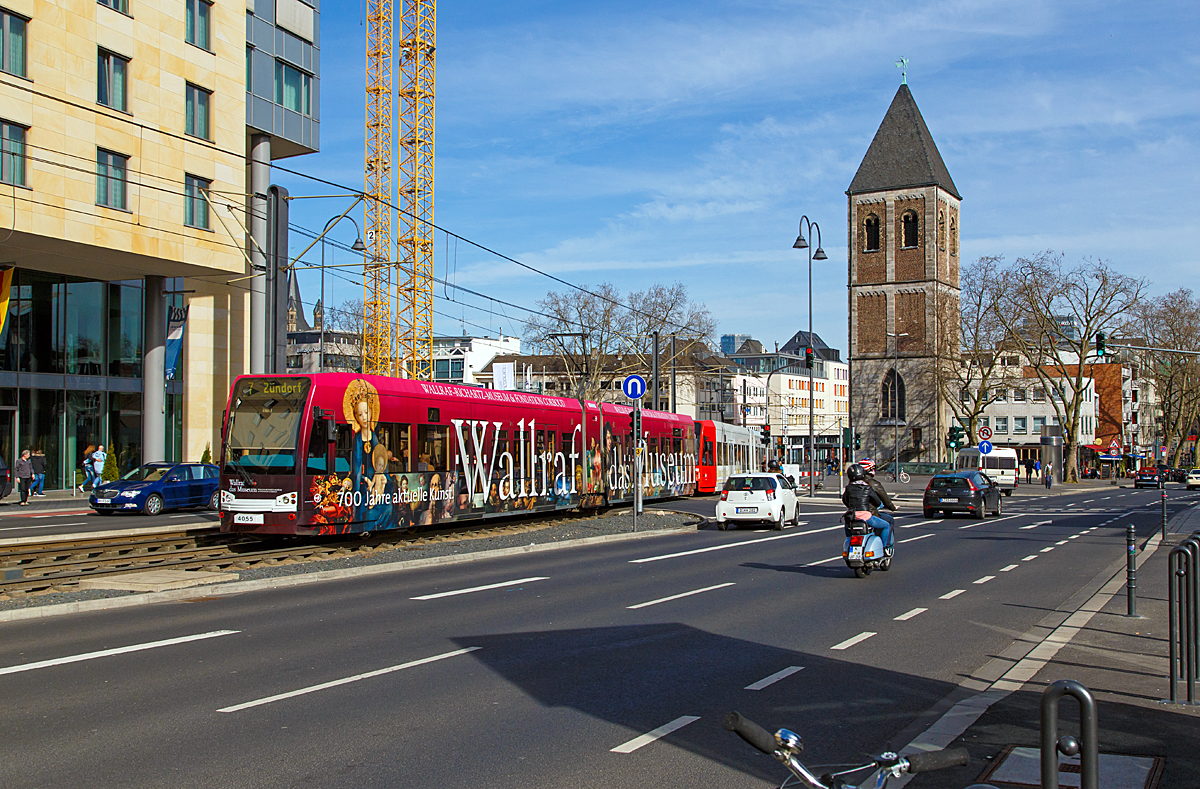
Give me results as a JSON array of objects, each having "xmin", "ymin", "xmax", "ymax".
[{"xmin": 225, "ymin": 378, "xmax": 311, "ymax": 474}]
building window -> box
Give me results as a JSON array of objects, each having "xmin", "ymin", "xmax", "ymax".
[
  {"xmin": 184, "ymin": 174, "xmax": 210, "ymax": 229},
  {"xmin": 98, "ymin": 0, "xmax": 128, "ymax": 12},
  {"xmin": 1032, "ymin": 388, "xmax": 1045, "ymax": 402},
  {"xmin": 979, "ymin": 416, "xmax": 989, "ymax": 429},
  {"xmin": 882, "ymin": 368, "xmax": 905, "ymax": 421},
  {"xmin": 864, "ymin": 214, "xmax": 880, "ymax": 252},
  {"xmin": 185, "ymin": 83, "xmax": 211, "ymax": 139},
  {"xmin": 1013, "ymin": 388, "xmax": 1026, "ymax": 402},
  {"xmin": 993, "ymin": 388, "xmax": 1007, "ymax": 402},
  {"xmin": 960, "ymin": 387, "xmax": 970, "ymax": 404},
  {"xmin": 994, "ymin": 417, "xmax": 1008, "ymax": 435},
  {"xmin": 274, "ymin": 60, "xmax": 311, "ymax": 115},
  {"xmin": 901, "ymin": 210, "xmax": 919, "ymax": 249},
  {"xmin": 98, "ymin": 49, "xmax": 129, "ymax": 111},
  {"xmin": 0, "ymin": 8, "xmax": 27, "ymax": 78},
  {"xmin": 246, "ymin": 46, "xmax": 252, "ymax": 90},
  {"xmin": 1033, "ymin": 416, "xmax": 1046, "ymax": 433},
  {"xmin": 949, "ymin": 217, "xmax": 957, "ymax": 255},
  {"xmin": 1013, "ymin": 416, "xmax": 1027, "ymax": 434},
  {"xmin": 938, "ymin": 210, "xmax": 946, "ymax": 250},
  {"xmin": 96, "ymin": 148, "xmax": 128, "ymax": 209},
  {"xmin": 0, "ymin": 120, "xmax": 26, "ymax": 186},
  {"xmin": 186, "ymin": 0, "xmax": 211, "ymax": 50}
]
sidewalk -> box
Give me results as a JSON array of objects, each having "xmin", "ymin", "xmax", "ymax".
[
  {"xmin": 0, "ymin": 486, "xmax": 95, "ymax": 515},
  {"xmin": 905, "ymin": 506, "xmax": 1200, "ymax": 788}
]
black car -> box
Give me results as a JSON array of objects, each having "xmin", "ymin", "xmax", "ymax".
[
  {"xmin": 1171, "ymin": 468, "xmax": 1188, "ymax": 483},
  {"xmin": 1133, "ymin": 468, "xmax": 1161, "ymax": 489},
  {"xmin": 923, "ymin": 470, "xmax": 1003, "ymax": 519}
]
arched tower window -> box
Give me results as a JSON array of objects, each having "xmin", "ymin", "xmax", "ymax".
[
  {"xmin": 901, "ymin": 211, "xmax": 919, "ymax": 249},
  {"xmin": 938, "ymin": 210, "xmax": 946, "ymax": 250},
  {"xmin": 882, "ymin": 369, "xmax": 906, "ymax": 421},
  {"xmin": 949, "ymin": 217, "xmax": 957, "ymax": 256},
  {"xmin": 864, "ymin": 214, "xmax": 880, "ymax": 252}
]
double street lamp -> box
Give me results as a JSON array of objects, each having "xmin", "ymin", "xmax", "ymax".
[{"xmin": 793, "ymin": 216, "xmax": 826, "ymax": 498}]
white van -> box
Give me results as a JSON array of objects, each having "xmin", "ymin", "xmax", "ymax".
[{"xmin": 955, "ymin": 447, "xmax": 1019, "ymax": 496}]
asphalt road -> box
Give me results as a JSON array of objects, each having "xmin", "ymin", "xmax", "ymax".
[{"xmin": 0, "ymin": 486, "xmax": 1193, "ymax": 788}]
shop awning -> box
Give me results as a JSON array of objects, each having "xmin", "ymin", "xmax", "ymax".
[
  {"xmin": 1099, "ymin": 454, "xmax": 1121, "ymax": 460},
  {"xmin": 1082, "ymin": 444, "xmax": 1104, "ymax": 451}
]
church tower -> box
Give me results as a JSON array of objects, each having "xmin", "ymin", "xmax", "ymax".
[{"xmin": 847, "ymin": 84, "xmax": 960, "ymax": 465}]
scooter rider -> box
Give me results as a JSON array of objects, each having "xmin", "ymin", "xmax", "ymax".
[
  {"xmin": 842, "ymin": 463, "xmax": 894, "ymax": 555},
  {"xmin": 857, "ymin": 458, "xmax": 898, "ymax": 529}
]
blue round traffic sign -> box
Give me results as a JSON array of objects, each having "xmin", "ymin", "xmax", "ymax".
[
  {"xmin": 978, "ymin": 440, "xmax": 993, "ymax": 455},
  {"xmin": 622, "ymin": 375, "xmax": 647, "ymax": 400}
]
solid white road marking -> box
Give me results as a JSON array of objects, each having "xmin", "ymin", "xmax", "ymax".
[
  {"xmin": 831, "ymin": 631, "xmax": 876, "ymax": 650},
  {"xmin": 899, "ymin": 533, "xmax": 934, "ymax": 543},
  {"xmin": 1000, "ymin": 564, "xmax": 1019, "ymax": 572},
  {"xmin": 627, "ymin": 582, "xmax": 735, "ymax": 610},
  {"xmin": 219, "ymin": 647, "xmax": 481, "ymax": 713},
  {"xmin": 894, "ymin": 608, "xmax": 927, "ymax": 621},
  {"xmin": 411, "ymin": 577, "xmax": 549, "ymax": 600},
  {"xmin": 0, "ymin": 523, "xmax": 88, "ymax": 532},
  {"xmin": 958, "ymin": 523, "xmax": 976, "ymax": 530},
  {"xmin": 630, "ymin": 525, "xmax": 830, "ymax": 563},
  {"xmin": 611, "ymin": 716, "xmax": 701, "ymax": 753},
  {"xmin": 940, "ymin": 589, "xmax": 966, "ymax": 600},
  {"xmin": 0, "ymin": 630, "xmax": 240, "ymax": 677},
  {"xmin": 745, "ymin": 666, "xmax": 804, "ymax": 691},
  {"xmin": 974, "ymin": 575, "xmax": 995, "ymax": 584}
]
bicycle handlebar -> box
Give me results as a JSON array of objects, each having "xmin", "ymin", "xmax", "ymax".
[
  {"xmin": 722, "ymin": 711, "xmax": 777, "ymax": 755},
  {"xmin": 905, "ymin": 748, "xmax": 970, "ymax": 773}
]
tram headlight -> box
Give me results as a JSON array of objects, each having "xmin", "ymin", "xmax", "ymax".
[
  {"xmin": 220, "ymin": 490, "xmax": 236, "ymax": 506},
  {"xmin": 275, "ymin": 491, "xmax": 297, "ymax": 508}
]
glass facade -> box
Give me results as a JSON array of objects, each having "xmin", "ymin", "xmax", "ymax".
[{"xmin": 0, "ymin": 269, "xmax": 183, "ymax": 488}]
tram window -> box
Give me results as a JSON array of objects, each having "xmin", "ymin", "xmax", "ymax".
[
  {"xmin": 306, "ymin": 419, "xmax": 328, "ymax": 474},
  {"xmin": 375, "ymin": 423, "xmax": 411, "ymax": 473},
  {"xmin": 535, "ymin": 430, "xmax": 546, "ymax": 476},
  {"xmin": 418, "ymin": 425, "xmax": 450, "ymax": 471},
  {"xmin": 673, "ymin": 438, "xmax": 682, "ymax": 455}
]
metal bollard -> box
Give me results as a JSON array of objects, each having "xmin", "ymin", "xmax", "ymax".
[
  {"xmin": 1168, "ymin": 541, "xmax": 1198, "ymax": 704},
  {"xmin": 1126, "ymin": 524, "xmax": 1137, "ymax": 617},
  {"xmin": 1162, "ymin": 491, "xmax": 1169, "ymax": 540},
  {"xmin": 1040, "ymin": 680, "xmax": 1099, "ymax": 789}
]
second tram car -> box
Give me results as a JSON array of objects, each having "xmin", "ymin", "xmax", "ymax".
[{"xmin": 694, "ymin": 421, "xmax": 765, "ymax": 493}]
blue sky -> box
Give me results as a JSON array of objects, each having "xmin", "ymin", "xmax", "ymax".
[{"xmin": 280, "ymin": 0, "xmax": 1199, "ymax": 356}]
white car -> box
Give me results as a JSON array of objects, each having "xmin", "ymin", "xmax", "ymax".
[
  {"xmin": 715, "ymin": 473, "xmax": 799, "ymax": 530},
  {"xmin": 1187, "ymin": 469, "xmax": 1200, "ymax": 491}
]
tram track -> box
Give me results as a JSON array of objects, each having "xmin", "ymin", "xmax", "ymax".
[{"xmin": 0, "ymin": 510, "xmax": 622, "ymax": 599}]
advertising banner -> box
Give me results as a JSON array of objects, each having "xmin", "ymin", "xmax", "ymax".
[{"xmin": 165, "ymin": 304, "xmax": 189, "ymax": 380}]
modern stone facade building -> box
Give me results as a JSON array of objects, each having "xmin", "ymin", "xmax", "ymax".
[{"xmin": 846, "ymin": 85, "xmax": 960, "ymax": 465}]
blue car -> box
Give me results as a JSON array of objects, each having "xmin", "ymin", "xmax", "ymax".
[{"xmin": 90, "ymin": 462, "xmax": 221, "ymax": 515}]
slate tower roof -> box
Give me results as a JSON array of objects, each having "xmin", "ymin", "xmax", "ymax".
[{"xmin": 847, "ymin": 84, "xmax": 959, "ymax": 199}]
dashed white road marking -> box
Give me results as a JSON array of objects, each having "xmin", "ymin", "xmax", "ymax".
[
  {"xmin": 218, "ymin": 647, "xmax": 480, "ymax": 713},
  {"xmin": 974, "ymin": 575, "xmax": 995, "ymax": 584},
  {"xmin": 805, "ymin": 556, "xmax": 843, "ymax": 566},
  {"xmin": 1068, "ymin": 535, "xmax": 1079, "ymax": 540},
  {"xmin": 1021, "ymin": 520, "xmax": 1053, "ymax": 530},
  {"xmin": 744, "ymin": 666, "xmax": 804, "ymax": 691},
  {"xmin": 627, "ymin": 583, "xmax": 736, "ymax": 610},
  {"xmin": 831, "ymin": 632, "xmax": 876, "ymax": 650},
  {"xmin": 0, "ymin": 630, "xmax": 240, "ymax": 677},
  {"xmin": 631, "ymin": 524, "xmax": 831, "ymax": 563},
  {"xmin": 1000, "ymin": 564, "xmax": 1019, "ymax": 572},
  {"xmin": 940, "ymin": 589, "xmax": 966, "ymax": 600},
  {"xmin": 899, "ymin": 533, "xmax": 934, "ymax": 544},
  {"xmin": 1040, "ymin": 546, "xmax": 1055, "ymax": 553},
  {"xmin": 895, "ymin": 608, "xmax": 927, "ymax": 621},
  {"xmin": 411, "ymin": 577, "xmax": 549, "ymax": 601},
  {"xmin": 1056, "ymin": 540, "xmax": 1069, "ymax": 546},
  {"xmin": 1022, "ymin": 555, "xmax": 1038, "ymax": 561},
  {"xmin": 611, "ymin": 716, "xmax": 701, "ymax": 753}
]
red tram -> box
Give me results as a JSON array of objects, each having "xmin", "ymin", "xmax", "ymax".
[{"xmin": 219, "ymin": 373, "xmax": 700, "ymax": 535}]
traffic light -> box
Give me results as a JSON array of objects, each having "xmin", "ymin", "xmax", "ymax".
[
  {"xmin": 1095, "ymin": 331, "xmax": 1106, "ymax": 358},
  {"xmin": 761, "ymin": 424, "xmax": 771, "ymax": 445},
  {"xmin": 854, "ymin": 432, "xmax": 861, "ymax": 450},
  {"xmin": 946, "ymin": 425, "xmax": 964, "ymax": 451},
  {"xmin": 804, "ymin": 347, "xmax": 814, "ymax": 368}
]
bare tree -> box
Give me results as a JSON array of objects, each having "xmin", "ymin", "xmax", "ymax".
[
  {"xmin": 994, "ymin": 253, "xmax": 1148, "ymax": 482},
  {"xmin": 936, "ymin": 256, "xmax": 1029, "ymax": 445},
  {"xmin": 1131, "ymin": 289, "xmax": 1200, "ymax": 466},
  {"xmin": 524, "ymin": 282, "xmax": 715, "ymax": 401},
  {"xmin": 326, "ymin": 298, "xmax": 364, "ymax": 337}
]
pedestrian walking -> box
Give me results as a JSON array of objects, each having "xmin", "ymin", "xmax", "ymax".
[
  {"xmin": 1044, "ymin": 461, "xmax": 1054, "ymax": 490},
  {"xmin": 91, "ymin": 445, "xmax": 108, "ymax": 485},
  {"xmin": 79, "ymin": 444, "xmax": 96, "ymax": 491},
  {"xmin": 15, "ymin": 449, "xmax": 33, "ymax": 505},
  {"xmin": 1024, "ymin": 458, "xmax": 1034, "ymax": 485},
  {"xmin": 30, "ymin": 449, "xmax": 46, "ymax": 496}
]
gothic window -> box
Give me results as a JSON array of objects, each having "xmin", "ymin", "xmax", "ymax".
[
  {"xmin": 882, "ymin": 369, "xmax": 906, "ymax": 421},
  {"xmin": 864, "ymin": 214, "xmax": 880, "ymax": 252},
  {"xmin": 949, "ymin": 217, "xmax": 957, "ymax": 256},
  {"xmin": 901, "ymin": 211, "xmax": 919, "ymax": 249},
  {"xmin": 938, "ymin": 210, "xmax": 946, "ymax": 250}
]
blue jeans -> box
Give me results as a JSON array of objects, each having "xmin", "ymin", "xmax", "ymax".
[
  {"xmin": 32, "ymin": 473, "xmax": 44, "ymax": 495},
  {"xmin": 867, "ymin": 514, "xmax": 893, "ymax": 551}
]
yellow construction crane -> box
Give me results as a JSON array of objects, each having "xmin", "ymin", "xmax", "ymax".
[{"xmin": 364, "ymin": 0, "xmax": 435, "ymax": 379}]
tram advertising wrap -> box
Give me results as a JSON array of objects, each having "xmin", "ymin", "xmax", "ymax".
[{"xmin": 220, "ymin": 374, "xmax": 698, "ymax": 536}]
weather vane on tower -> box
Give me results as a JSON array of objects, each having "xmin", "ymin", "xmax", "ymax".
[{"xmin": 895, "ymin": 57, "xmax": 909, "ymax": 85}]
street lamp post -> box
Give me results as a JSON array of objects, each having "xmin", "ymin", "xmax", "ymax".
[
  {"xmin": 793, "ymin": 217, "xmax": 826, "ymax": 498},
  {"xmin": 320, "ymin": 215, "xmax": 366, "ymax": 372},
  {"xmin": 886, "ymin": 331, "xmax": 909, "ymax": 479}
]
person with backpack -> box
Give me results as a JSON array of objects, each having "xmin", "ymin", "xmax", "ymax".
[
  {"xmin": 79, "ymin": 444, "xmax": 96, "ymax": 491},
  {"xmin": 30, "ymin": 449, "xmax": 46, "ymax": 496}
]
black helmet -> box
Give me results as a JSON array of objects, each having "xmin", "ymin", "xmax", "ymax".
[
  {"xmin": 767, "ymin": 459, "xmax": 782, "ymax": 471},
  {"xmin": 846, "ymin": 463, "xmax": 866, "ymax": 482}
]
